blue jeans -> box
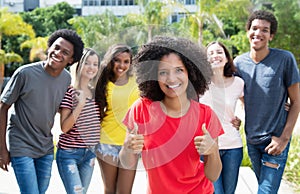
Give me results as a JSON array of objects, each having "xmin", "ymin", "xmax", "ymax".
[
  {"xmin": 11, "ymin": 154, "xmax": 54, "ymax": 194},
  {"xmin": 213, "ymin": 147, "xmax": 243, "ymax": 194},
  {"xmin": 247, "ymin": 139, "xmax": 290, "ymax": 194},
  {"xmin": 56, "ymin": 147, "xmax": 96, "ymax": 194}
]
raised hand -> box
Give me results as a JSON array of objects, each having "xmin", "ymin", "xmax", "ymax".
[
  {"xmin": 124, "ymin": 123, "xmax": 144, "ymax": 154},
  {"xmin": 194, "ymin": 124, "xmax": 218, "ymax": 155},
  {"xmin": 75, "ymin": 90, "xmax": 86, "ymax": 107}
]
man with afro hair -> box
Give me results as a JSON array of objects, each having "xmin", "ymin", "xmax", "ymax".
[{"xmin": 0, "ymin": 29, "xmax": 84, "ymax": 194}]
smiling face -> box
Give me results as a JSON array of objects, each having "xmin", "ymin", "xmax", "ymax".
[
  {"xmin": 45, "ymin": 37, "xmax": 74, "ymax": 76},
  {"xmin": 112, "ymin": 52, "xmax": 131, "ymax": 81},
  {"xmin": 247, "ymin": 19, "xmax": 274, "ymax": 52},
  {"xmin": 158, "ymin": 53, "xmax": 189, "ymax": 100},
  {"xmin": 206, "ymin": 43, "xmax": 228, "ymax": 70},
  {"xmin": 81, "ymin": 54, "xmax": 99, "ymax": 81}
]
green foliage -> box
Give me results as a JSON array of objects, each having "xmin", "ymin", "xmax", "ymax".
[
  {"xmin": 230, "ymin": 31, "xmax": 249, "ymax": 57},
  {"xmin": 69, "ymin": 11, "xmax": 123, "ymax": 56},
  {"xmin": 0, "ymin": 8, "xmax": 35, "ymax": 39},
  {"xmin": 20, "ymin": 2, "xmax": 75, "ymax": 37},
  {"xmin": 2, "ymin": 34, "xmax": 30, "ymax": 73},
  {"xmin": 240, "ymin": 125, "xmax": 252, "ymax": 167},
  {"xmin": 285, "ymin": 134, "xmax": 300, "ymax": 192},
  {"xmin": 270, "ymin": 0, "xmax": 300, "ymax": 65},
  {"xmin": 0, "ymin": 8, "xmax": 35, "ymax": 78}
]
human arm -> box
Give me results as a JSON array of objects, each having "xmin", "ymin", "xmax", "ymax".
[
  {"xmin": 0, "ymin": 102, "xmax": 11, "ymax": 171},
  {"xmin": 231, "ymin": 97, "xmax": 244, "ymax": 130},
  {"xmin": 119, "ymin": 131, "xmax": 144, "ymax": 170},
  {"xmin": 60, "ymin": 90, "xmax": 86, "ymax": 133},
  {"xmin": 265, "ymin": 83, "xmax": 300, "ymax": 155},
  {"xmin": 194, "ymin": 124, "xmax": 222, "ymax": 182}
]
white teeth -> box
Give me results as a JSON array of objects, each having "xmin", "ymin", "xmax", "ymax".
[
  {"xmin": 168, "ymin": 84, "xmax": 180, "ymax": 89},
  {"xmin": 51, "ymin": 54, "xmax": 61, "ymax": 62}
]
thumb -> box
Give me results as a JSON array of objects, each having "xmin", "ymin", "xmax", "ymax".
[
  {"xmin": 129, "ymin": 122, "xmax": 138, "ymax": 135},
  {"xmin": 202, "ymin": 123, "xmax": 209, "ymax": 135}
]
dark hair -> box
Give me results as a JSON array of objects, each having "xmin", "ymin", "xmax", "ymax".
[
  {"xmin": 134, "ymin": 36, "xmax": 212, "ymax": 101},
  {"xmin": 47, "ymin": 29, "xmax": 84, "ymax": 66},
  {"xmin": 206, "ymin": 41, "xmax": 236, "ymax": 77},
  {"xmin": 246, "ymin": 10, "xmax": 278, "ymax": 35},
  {"xmin": 95, "ymin": 44, "xmax": 133, "ymax": 120}
]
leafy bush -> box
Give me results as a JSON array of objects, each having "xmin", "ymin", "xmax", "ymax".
[
  {"xmin": 240, "ymin": 127, "xmax": 252, "ymax": 167},
  {"xmin": 285, "ymin": 134, "xmax": 300, "ymax": 192}
]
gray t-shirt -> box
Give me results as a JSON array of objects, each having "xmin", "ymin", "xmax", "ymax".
[
  {"xmin": 1, "ymin": 61, "xmax": 71, "ymax": 157},
  {"xmin": 234, "ymin": 48, "xmax": 300, "ymax": 145}
]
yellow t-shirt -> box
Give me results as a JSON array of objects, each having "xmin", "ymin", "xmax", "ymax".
[{"xmin": 100, "ymin": 76, "xmax": 139, "ymax": 145}]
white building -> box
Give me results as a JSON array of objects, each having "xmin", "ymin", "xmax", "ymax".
[{"xmin": 0, "ymin": 0, "xmax": 197, "ymax": 21}]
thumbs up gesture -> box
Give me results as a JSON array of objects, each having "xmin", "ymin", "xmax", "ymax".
[
  {"xmin": 124, "ymin": 122, "xmax": 144, "ymax": 154},
  {"xmin": 194, "ymin": 124, "xmax": 218, "ymax": 155}
]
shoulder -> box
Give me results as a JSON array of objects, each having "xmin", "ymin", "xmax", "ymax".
[
  {"xmin": 107, "ymin": 81, "xmax": 115, "ymax": 88},
  {"xmin": 61, "ymin": 68, "xmax": 71, "ymax": 76},
  {"xmin": 66, "ymin": 86, "xmax": 75, "ymax": 93},
  {"xmin": 194, "ymin": 100, "xmax": 213, "ymax": 113},
  {"xmin": 269, "ymin": 48, "xmax": 297, "ymax": 68},
  {"xmin": 15, "ymin": 62, "xmax": 43, "ymax": 74},
  {"xmin": 234, "ymin": 76, "xmax": 244, "ymax": 85},
  {"xmin": 128, "ymin": 76, "xmax": 136, "ymax": 83},
  {"xmin": 133, "ymin": 97, "xmax": 151, "ymax": 107},
  {"xmin": 270, "ymin": 48, "xmax": 294, "ymax": 57},
  {"xmin": 234, "ymin": 52, "xmax": 250, "ymax": 63}
]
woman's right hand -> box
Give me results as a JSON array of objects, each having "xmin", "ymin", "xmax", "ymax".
[
  {"xmin": 124, "ymin": 133, "xmax": 144, "ymax": 154},
  {"xmin": 75, "ymin": 90, "xmax": 86, "ymax": 107}
]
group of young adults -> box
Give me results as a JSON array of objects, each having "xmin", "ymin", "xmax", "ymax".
[{"xmin": 0, "ymin": 9, "xmax": 299, "ymax": 194}]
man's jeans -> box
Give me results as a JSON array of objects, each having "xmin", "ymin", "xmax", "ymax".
[
  {"xmin": 247, "ymin": 139, "xmax": 290, "ymax": 194},
  {"xmin": 56, "ymin": 147, "xmax": 96, "ymax": 194},
  {"xmin": 11, "ymin": 154, "xmax": 54, "ymax": 194},
  {"xmin": 213, "ymin": 147, "xmax": 243, "ymax": 194}
]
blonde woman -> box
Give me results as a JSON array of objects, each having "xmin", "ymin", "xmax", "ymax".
[{"xmin": 56, "ymin": 48, "xmax": 101, "ymax": 194}]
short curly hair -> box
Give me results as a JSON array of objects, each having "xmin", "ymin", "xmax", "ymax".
[
  {"xmin": 246, "ymin": 10, "xmax": 278, "ymax": 35},
  {"xmin": 134, "ymin": 36, "xmax": 212, "ymax": 101},
  {"xmin": 47, "ymin": 29, "xmax": 84, "ymax": 66}
]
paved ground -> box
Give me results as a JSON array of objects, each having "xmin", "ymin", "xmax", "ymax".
[
  {"xmin": 0, "ymin": 159, "xmax": 296, "ymax": 194},
  {"xmin": 0, "ymin": 113, "xmax": 298, "ymax": 193}
]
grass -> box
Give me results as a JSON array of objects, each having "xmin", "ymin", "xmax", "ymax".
[{"xmin": 240, "ymin": 126, "xmax": 300, "ymax": 192}]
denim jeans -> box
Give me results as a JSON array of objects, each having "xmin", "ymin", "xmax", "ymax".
[
  {"xmin": 247, "ymin": 139, "xmax": 290, "ymax": 194},
  {"xmin": 11, "ymin": 154, "xmax": 54, "ymax": 194},
  {"xmin": 213, "ymin": 147, "xmax": 243, "ymax": 194},
  {"xmin": 56, "ymin": 147, "xmax": 96, "ymax": 194}
]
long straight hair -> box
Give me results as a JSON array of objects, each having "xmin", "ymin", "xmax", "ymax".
[{"xmin": 72, "ymin": 48, "xmax": 101, "ymax": 96}]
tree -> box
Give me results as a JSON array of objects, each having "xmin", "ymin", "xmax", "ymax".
[
  {"xmin": 143, "ymin": 0, "xmax": 170, "ymax": 41},
  {"xmin": 270, "ymin": 0, "xmax": 300, "ymax": 65},
  {"xmin": 20, "ymin": 2, "xmax": 75, "ymax": 37},
  {"xmin": 0, "ymin": 8, "xmax": 35, "ymax": 90},
  {"xmin": 20, "ymin": 37, "xmax": 48, "ymax": 62},
  {"xmin": 69, "ymin": 11, "xmax": 121, "ymax": 56},
  {"xmin": 1, "ymin": 2, "xmax": 76, "ymax": 77},
  {"xmin": 173, "ymin": 0, "xmax": 225, "ymax": 45}
]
